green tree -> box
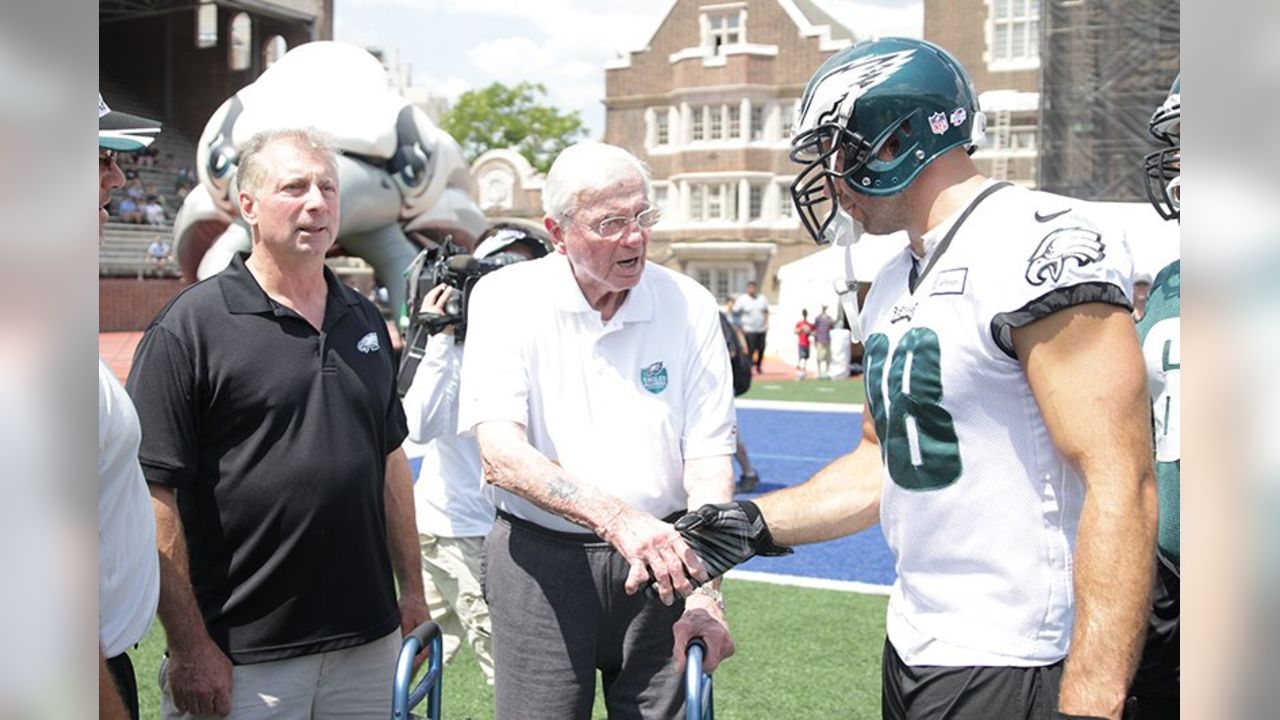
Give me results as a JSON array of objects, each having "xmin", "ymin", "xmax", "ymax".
[{"xmin": 440, "ymin": 81, "xmax": 587, "ymax": 174}]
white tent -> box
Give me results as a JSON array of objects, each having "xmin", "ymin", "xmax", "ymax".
[{"xmin": 768, "ymin": 201, "xmax": 1179, "ymax": 370}]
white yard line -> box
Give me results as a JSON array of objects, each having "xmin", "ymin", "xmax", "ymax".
[
  {"xmin": 725, "ymin": 569, "xmax": 892, "ymax": 596},
  {"xmin": 736, "ymin": 399, "xmax": 860, "ymax": 413}
]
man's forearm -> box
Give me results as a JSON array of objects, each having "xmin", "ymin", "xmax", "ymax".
[
  {"xmin": 1060, "ymin": 467, "xmax": 1157, "ymax": 715},
  {"xmin": 683, "ymin": 454, "xmax": 734, "ymax": 511},
  {"xmin": 755, "ymin": 442, "xmax": 882, "ymax": 546},
  {"xmin": 150, "ymin": 486, "xmax": 218, "ymax": 653},
  {"xmin": 384, "ymin": 449, "xmax": 425, "ymax": 599}
]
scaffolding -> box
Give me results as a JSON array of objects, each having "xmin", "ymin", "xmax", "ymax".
[{"xmin": 1038, "ymin": 0, "xmax": 1180, "ymax": 201}]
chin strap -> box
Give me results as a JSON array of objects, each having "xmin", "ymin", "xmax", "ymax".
[{"xmin": 833, "ymin": 220, "xmax": 864, "ymax": 343}]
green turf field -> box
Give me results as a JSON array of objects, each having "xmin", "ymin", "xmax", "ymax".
[
  {"xmin": 740, "ymin": 377, "xmax": 865, "ymax": 405},
  {"xmin": 132, "ymin": 578, "xmax": 887, "ymax": 719}
]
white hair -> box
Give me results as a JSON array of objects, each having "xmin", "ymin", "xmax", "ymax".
[{"xmin": 541, "ymin": 142, "xmax": 652, "ymax": 219}]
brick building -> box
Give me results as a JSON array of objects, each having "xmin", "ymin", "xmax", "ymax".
[
  {"xmin": 602, "ymin": 0, "xmax": 858, "ymax": 302},
  {"xmin": 924, "ymin": 0, "xmax": 1042, "ymax": 189},
  {"xmin": 924, "ymin": 0, "xmax": 1179, "ymax": 199}
]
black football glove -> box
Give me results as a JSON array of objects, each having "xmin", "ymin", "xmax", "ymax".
[{"xmin": 648, "ymin": 501, "xmax": 792, "ymax": 597}]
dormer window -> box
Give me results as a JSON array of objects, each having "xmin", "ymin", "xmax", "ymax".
[{"xmin": 702, "ymin": 4, "xmax": 747, "ymax": 55}]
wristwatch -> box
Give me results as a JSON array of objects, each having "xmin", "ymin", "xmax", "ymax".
[{"xmin": 690, "ymin": 585, "xmax": 725, "ymax": 612}]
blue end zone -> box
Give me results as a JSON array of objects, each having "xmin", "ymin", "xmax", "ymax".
[{"xmin": 734, "ymin": 407, "xmax": 897, "ymax": 587}]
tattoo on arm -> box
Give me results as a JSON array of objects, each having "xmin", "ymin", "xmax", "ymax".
[{"xmin": 547, "ymin": 474, "xmax": 579, "ymax": 501}]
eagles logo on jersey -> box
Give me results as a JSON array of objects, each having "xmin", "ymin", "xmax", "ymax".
[{"xmin": 1024, "ymin": 227, "xmax": 1106, "ymax": 286}]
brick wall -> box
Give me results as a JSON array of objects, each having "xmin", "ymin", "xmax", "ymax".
[{"xmin": 99, "ymin": 278, "xmax": 189, "ymax": 332}]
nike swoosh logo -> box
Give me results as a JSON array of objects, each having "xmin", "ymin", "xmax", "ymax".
[{"xmin": 1034, "ymin": 208, "xmax": 1071, "ymax": 222}]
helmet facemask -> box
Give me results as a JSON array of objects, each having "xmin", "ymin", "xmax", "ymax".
[
  {"xmin": 1143, "ymin": 84, "xmax": 1180, "ymax": 221},
  {"xmin": 790, "ymin": 114, "xmax": 919, "ymax": 245}
]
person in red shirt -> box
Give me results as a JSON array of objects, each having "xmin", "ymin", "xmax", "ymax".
[{"xmin": 794, "ymin": 309, "xmax": 815, "ymax": 380}]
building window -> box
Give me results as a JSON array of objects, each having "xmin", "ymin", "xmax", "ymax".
[
  {"xmin": 229, "ymin": 12, "xmax": 252, "ymax": 71},
  {"xmin": 991, "ymin": 0, "xmax": 1040, "ymax": 62},
  {"xmin": 692, "ymin": 109, "xmax": 705, "ymax": 141},
  {"xmin": 706, "ymin": 11, "xmax": 742, "ymax": 55},
  {"xmin": 779, "ymin": 100, "xmax": 796, "ymax": 140},
  {"xmin": 750, "ymin": 106, "xmax": 764, "ymax": 141},
  {"xmin": 653, "ymin": 185, "xmax": 671, "ymax": 217},
  {"xmin": 196, "ymin": 1, "xmax": 218, "ymax": 49},
  {"xmin": 709, "ymin": 106, "xmax": 722, "ymax": 139},
  {"xmin": 692, "ymin": 264, "xmax": 753, "ymax": 302},
  {"xmin": 727, "ymin": 106, "xmax": 740, "ymax": 138},
  {"xmin": 264, "ymin": 35, "xmax": 287, "ymax": 68},
  {"xmin": 689, "ymin": 182, "xmax": 739, "ymax": 222},
  {"xmin": 655, "ymin": 110, "xmax": 670, "ymax": 145},
  {"xmin": 778, "ymin": 185, "xmax": 795, "ymax": 219},
  {"xmin": 1010, "ymin": 127, "xmax": 1036, "ymax": 150},
  {"xmin": 748, "ymin": 185, "xmax": 763, "ymax": 220}
]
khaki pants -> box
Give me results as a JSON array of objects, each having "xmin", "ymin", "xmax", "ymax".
[
  {"xmin": 160, "ymin": 631, "xmax": 399, "ymax": 720},
  {"xmin": 420, "ymin": 533, "xmax": 495, "ymax": 684}
]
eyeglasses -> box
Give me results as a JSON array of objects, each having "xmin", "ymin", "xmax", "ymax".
[
  {"xmin": 99, "ymin": 149, "xmax": 119, "ymax": 169},
  {"xmin": 572, "ymin": 207, "xmax": 662, "ymax": 239}
]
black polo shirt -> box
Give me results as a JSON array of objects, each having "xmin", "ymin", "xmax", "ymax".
[{"xmin": 127, "ymin": 253, "xmax": 408, "ymax": 664}]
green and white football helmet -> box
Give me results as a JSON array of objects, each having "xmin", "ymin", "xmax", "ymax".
[
  {"xmin": 789, "ymin": 37, "xmax": 984, "ymax": 245},
  {"xmin": 1143, "ymin": 74, "xmax": 1180, "ymax": 221}
]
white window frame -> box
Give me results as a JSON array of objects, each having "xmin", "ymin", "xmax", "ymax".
[
  {"xmin": 750, "ymin": 105, "xmax": 764, "ymax": 141},
  {"xmin": 655, "ymin": 109, "xmax": 670, "ymax": 145},
  {"xmin": 689, "ymin": 262, "xmax": 755, "ymax": 301},
  {"xmin": 987, "ymin": 0, "xmax": 1041, "ymax": 71},
  {"xmin": 688, "ymin": 181, "xmax": 740, "ymax": 223},
  {"xmin": 702, "ymin": 5, "xmax": 747, "ymax": 55},
  {"xmin": 748, "ymin": 184, "xmax": 763, "ymax": 221}
]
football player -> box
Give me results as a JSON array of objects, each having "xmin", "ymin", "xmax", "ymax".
[
  {"xmin": 673, "ymin": 37, "xmax": 1157, "ymax": 720},
  {"xmin": 1129, "ymin": 74, "xmax": 1180, "ymax": 718}
]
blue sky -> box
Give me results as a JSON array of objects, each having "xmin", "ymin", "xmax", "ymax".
[{"xmin": 334, "ymin": 0, "xmax": 922, "ymax": 137}]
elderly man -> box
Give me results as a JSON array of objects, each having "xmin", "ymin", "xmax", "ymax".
[
  {"xmin": 98, "ymin": 93, "xmax": 161, "ymax": 720},
  {"xmin": 457, "ymin": 142, "xmax": 736, "ymax": 719},
  {"xmin": 127, "ymin": 128, "xmax": 428, "ymax": 719}
]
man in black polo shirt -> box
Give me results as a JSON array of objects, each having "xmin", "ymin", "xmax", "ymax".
[{"xmin": 128, "ymin": 128, "xmax": 429, "ymax": 719}]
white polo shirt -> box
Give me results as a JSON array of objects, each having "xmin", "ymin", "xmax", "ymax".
[
  {"xmin": 457, "ymin": 253, "xmax": 736, "ymax": 534},
  {"xmin": 99, "ymin": 357, "xmax": 160, "ymax": 657}
]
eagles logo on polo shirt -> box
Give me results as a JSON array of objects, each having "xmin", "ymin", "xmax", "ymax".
[{"xmin": 640, "ymin": 361, "xmax": 668, "ymax": 394}]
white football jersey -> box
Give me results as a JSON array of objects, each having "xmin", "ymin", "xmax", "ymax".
[{"xmin": 862, "ymin": 180, "xmax": 1134, "ymax": 666}]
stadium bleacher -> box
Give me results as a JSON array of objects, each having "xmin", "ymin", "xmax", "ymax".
[{"xmin": 99, "ymin": 77, "xmax": 200, "ymax": 279}]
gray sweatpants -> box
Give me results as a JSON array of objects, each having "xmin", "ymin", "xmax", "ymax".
[{"xmin": 482, "ymin": 513, "xmax": 686, "ymax": 720}]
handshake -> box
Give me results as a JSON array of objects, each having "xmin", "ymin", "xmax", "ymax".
[{"xmin": 648, "ymin": 501, "xmax": 793, "ymax": 598}]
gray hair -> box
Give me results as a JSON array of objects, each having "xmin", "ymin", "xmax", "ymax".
[
  {"xmin": 541, "ymin": 142, "xmax": 652, "ymax": 219},
  {"xmin": 237, "ymin": 127, "xmax": 338, "ymax": 198}
]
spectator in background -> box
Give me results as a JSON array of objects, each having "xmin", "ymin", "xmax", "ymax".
[
  {"xmin": 718, "ymin": 303, "xmax": 760, "ymax": 493},
  {"xmin": 813, "ymin": 305, "xmax": 835, "ymax": 380},
  {"xmin": 98, "ymin": 91, "xmax": 163, "ymax": 720},
  {"xmin": 733, "ymin": 280, "xmax": 769, "ymax": 374},
  {"xmin": 793, "ymin": 309, "xmax": 814, "ymax": 380},
  {"xmin": 115, "ymin": 196, "xmax": 142, "ymax": 224},
  {"xmin": 127, "ymin": 128, "xmax": 428, "ymax": 718},
  {"xmin": 142, "ymin": 196, "xmax": 166, "ymax": 226},
  {"xmin": 146, "ymin": 239, "xmax": 171, "ymax": 276},
  {"xmin": 174, "ymin": 165, "xmax": 195, "ymax": 193},
  {"xmin": 402, "ymin": 224, "xmax": 553, "ymax": 688},
  {"xmin": 722, "ymin": 295, "xmax": 739, "ymax": 327},
  {"xmin": 124, "ymin": 177, "xmax": 144, "ymax": 202}
]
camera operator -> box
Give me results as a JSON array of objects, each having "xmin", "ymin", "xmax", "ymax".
[{"xmin": 400, "ymin": 223, "xmax": 551, "ymax": 685}]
